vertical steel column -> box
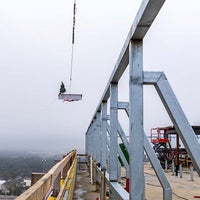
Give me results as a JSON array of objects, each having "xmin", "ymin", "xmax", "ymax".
[
  {"xmin": 85, "ymin": 132, "xmax": 88, "ymax": 155},
  {"xmin": 90, "ymin": 121, "xmax": 96, "ymax": 160},
  {"xmin": 86, "ymin": 127, "xmax": 91, "ymax": 155},
  {"xmin": 123, "ymin": 103, "xmax": 172, "ymax": 199},
  {"xmin": 109, "ymin": 83, "xmax": 118, "ymax": 183},
  {"xmin": 88, "ymin": 127, "xmax": 93, "ymax": 157},
  {"xmin": 96, "ymin": 111, "xmax": 101, "ymax": 164},
  {"xmin": 129, "ymin": 40, "xmax": 144, "ymax": 200},
  {"xmin": 90, "ymin": 156, "xmax": 94, "ymax": 184},
  {"xmin": 93, "ymin": 118, "xmax": 97, "ymax": 161},
  {"xmin": 101, "ymin": 101, "xmax": 107, "ymax": 170},
  {"xmin": 106, "ymin": 121, "xmax": 111, "ymax": 174},
  {"xmin": 88, "ymin": 124, "xmax": 93, "ymax": 157}
]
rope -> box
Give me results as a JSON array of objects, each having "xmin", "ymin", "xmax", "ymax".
[
  {"xmin": 69, "ymin": 0, "xmax": 76, "ymax": 94},
  {"xmin": 69, "ymin": 43, "xmax": 74, "ymax": 94}
]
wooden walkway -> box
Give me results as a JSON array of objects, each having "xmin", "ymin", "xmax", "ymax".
[{"xmin": 73, "ymin": 168, "xmax": 100, "ymax": 200}]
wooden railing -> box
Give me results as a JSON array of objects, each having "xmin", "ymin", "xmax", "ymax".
[{"xmin": 16, "ymin": 150, "xmax": 77, "ymax": 200}]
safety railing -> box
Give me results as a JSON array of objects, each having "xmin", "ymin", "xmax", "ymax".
[
  {"xmin": 16, "ymin": 150, "xmax": 77, "ymax": 200},
  {"xmin": 85, "ymin": 0, "xmax": 200, "ymax": 200}
]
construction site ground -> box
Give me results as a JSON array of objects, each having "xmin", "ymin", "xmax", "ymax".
[
  {"xmin": 144, "ymin": 162, "xmax": 200, "ymax": 200},
  {"xmin": 73, "ymin": 162, "xmax": 200, "ymax": 200}
]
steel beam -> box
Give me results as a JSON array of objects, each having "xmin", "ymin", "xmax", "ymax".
[
  {"xmin": 143, "ymin": 71, "xmax": 163, "ymax": 84},
  {"xmin": 109, "ymin": 182, "xmax": 129, "ymax": 200},
  {"xmin": 154, "ymin": 72, "xmax": 200, "ymax": 175},
  {"xmin": 86, "ymin": 0, "xmax": 166, "ymax": 133},
  {"xmin": 96, "ymin": 111, "xmax": 101, "ymax": 164},
  {"xmin": 118, "ymin": 146, "xmax": 129, "ymax": 177},
  {"xmin": 91, "ymin": 121, "xmax": 96, "ymax": 160},
  {"xmin": 101, "ymin": 101, "xmax": 108, "ymax": 170},
  {"xmin": 123, "ymin": 102, "xmax": 172, "ymax": 200},
  {"xmin": 118, "ymin": 102, "xmax": 129, "ymax": 110},
  {"xmin": 129, "ymin": 40, "xmax": 144, "ymax": 200},
  {"xmin": 109, "ymin": 83, "xmax": 119, "ymax": 182},
  {"xmin": 144, "ymin": 133, "xmax": 172, "ymax": 199},
  {"xmin": 118, "ymin": 102, "xmax": 129, "ymax": 117},
  {"xmin": 117, "ymin": 121, "xmax": 129, "ymax": 153}
]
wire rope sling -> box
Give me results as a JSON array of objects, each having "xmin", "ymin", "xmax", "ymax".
[{"xmin": 58, "ymin": 0, "xmax": 82, "ymax": 102}]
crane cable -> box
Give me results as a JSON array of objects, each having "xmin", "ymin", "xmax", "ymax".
[{"xmin": 69, "ymin": 0, "xmax": 77, "ymax": 94}]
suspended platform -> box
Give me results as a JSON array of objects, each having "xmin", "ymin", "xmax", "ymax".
[{"xmin": 58, "ymin": 93, "xmax": 82, "ymax": 102}]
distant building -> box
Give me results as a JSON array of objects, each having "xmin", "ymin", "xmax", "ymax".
[
  {"xmin": 24, "ymin": 179, "xmax": 31, "ymax": 187},
  {"xmin": 0, "ymin": 183, "xmax": 9, "ymax": 195},
  {"xmin": 0, "ymin": 180, "xmax": 6, "ymax": 190}
]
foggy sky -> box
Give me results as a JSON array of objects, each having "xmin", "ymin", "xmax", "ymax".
[{"xmin": 0, "ymin": 0, "xmax": 200, "ymax": 154}]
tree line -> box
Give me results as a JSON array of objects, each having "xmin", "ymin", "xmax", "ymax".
[{"xmin": 0, "ymin": 153, "xmax": 58, "ymax": 180}]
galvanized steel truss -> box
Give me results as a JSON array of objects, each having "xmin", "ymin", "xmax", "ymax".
[{"xmin": 85, "ymin": 0, "xmax": 200, "ymax": 199}]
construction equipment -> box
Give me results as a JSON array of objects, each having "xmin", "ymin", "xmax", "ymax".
[{"xmin": 150, "ymin": 126, "xmax": 200, "ymax": 168}]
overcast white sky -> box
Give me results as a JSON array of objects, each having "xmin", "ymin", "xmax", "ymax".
[{"xmin": 0, "ymin": 0, "xmax": 200, "ymax": 154}]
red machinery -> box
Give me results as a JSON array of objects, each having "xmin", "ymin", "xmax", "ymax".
[
  {"xmin": 150, "ymin": 126, "xmax": 200, "ymax": 169},
  {"xmin": 150, "ymin": 127, "xmax": 170, "ymax": 144}
]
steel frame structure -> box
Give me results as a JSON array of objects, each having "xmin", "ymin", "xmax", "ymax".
[{"xmin": 85, "ymin": 0, "xmax": 200, "ymax": 199}]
